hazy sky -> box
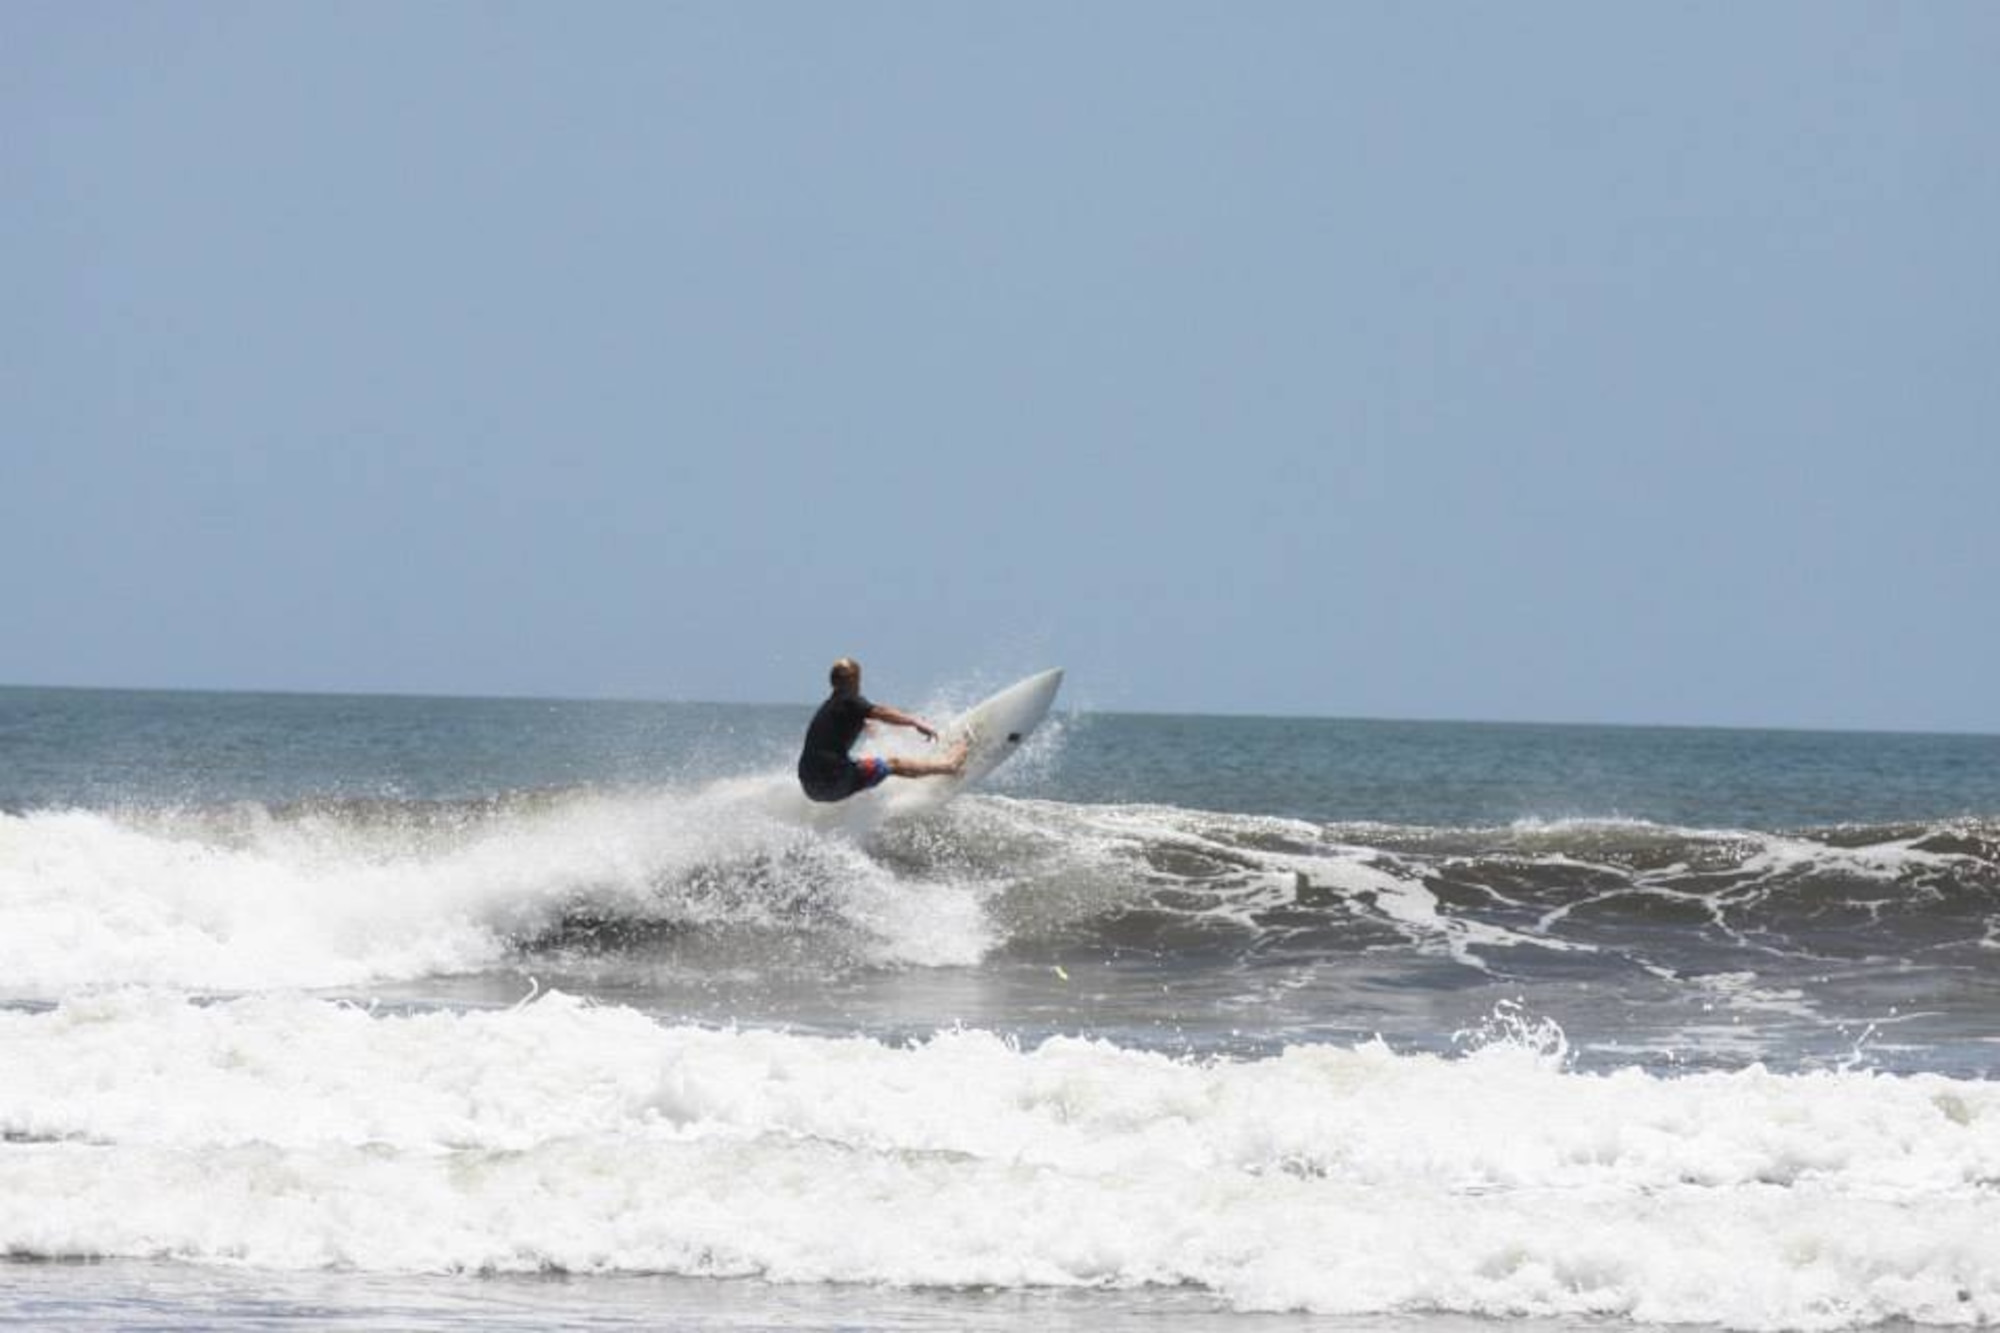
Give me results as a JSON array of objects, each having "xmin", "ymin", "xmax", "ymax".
[{"xmin": 6, "ymin": 4, "xmax": 1995, "ymax": 730}]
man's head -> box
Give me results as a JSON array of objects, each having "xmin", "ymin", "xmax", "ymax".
[{"xmin": 829, "ymin": 657, "xmax": 861, "ymax": 693}]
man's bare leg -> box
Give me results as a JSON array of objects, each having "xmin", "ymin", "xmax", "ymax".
[{"xmin": 888, "ymin": 737, "xmax": 969, "ymax": 779}]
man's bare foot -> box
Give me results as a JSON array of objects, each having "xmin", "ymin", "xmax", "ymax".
[{"xmin": 886, "ymin": 734, "xmax": 972, "ymax": 781}]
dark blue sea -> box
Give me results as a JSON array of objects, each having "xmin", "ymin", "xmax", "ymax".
[{"xmin": 2, "ymin": 683, "xmax": 1998, "ymax": 1330}]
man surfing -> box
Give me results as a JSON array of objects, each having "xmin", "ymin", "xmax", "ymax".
[{"xmin": 797, "ymin": 657, "xmax": 968, "ymax": 803}]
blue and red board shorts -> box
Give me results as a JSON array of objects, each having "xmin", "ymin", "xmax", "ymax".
[{"xmin": 800, "ymin": 754, "xmax": 893, "ymax": 803}]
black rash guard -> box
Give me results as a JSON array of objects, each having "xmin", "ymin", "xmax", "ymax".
[{"xmin": 797, "ymin": 690, "xmax": 874, "ymax": 800}]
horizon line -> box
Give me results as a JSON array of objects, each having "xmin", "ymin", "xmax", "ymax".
[{"xmin": 2, "ymin": 678, "xmax": 1993, "ymax": 744}]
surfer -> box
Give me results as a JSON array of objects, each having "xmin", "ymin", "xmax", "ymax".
[{"xmin": 797, "ymin": 657, "xmax": 968, "ymax": 802}]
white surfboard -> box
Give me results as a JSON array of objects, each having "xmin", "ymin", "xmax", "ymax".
[
  {"xmin": 876, "ymin": 667, "xmax": 1065, "ymax": 816},
  {"xmin": 935, "ymin": 666, "xmax": 1065, "ymax": 792}
]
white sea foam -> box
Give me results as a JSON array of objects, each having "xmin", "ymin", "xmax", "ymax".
[
  {"xmin": 1, "ymin": 992, "xmax": 1996, "ymax": 1328},
  {"xmin": 0, "ymin": 785, "xmax": 994, "ymax": 995}
]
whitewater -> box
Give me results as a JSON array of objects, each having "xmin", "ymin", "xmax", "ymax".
[
  {"xmin": 3, "ymin": 989, "xmax": 1998, "ymax": 1327},
  {"xmin": 3, "ymin": 686, "xmax": 1999, "ymax": 1330}
]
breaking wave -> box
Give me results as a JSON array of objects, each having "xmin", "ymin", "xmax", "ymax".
[{"xmin": 0, "ymin": 780, "xmax": 1994, "ymax": 998}]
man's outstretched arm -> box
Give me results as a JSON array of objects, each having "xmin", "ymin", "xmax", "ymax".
[{"xmin": 868, "ymin": 703, "xmax": 939, "ymax": 741}]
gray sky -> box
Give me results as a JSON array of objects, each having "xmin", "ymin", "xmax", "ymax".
[{"xmin": 5, "ymin": 4, "xmax": 1996, "ymax": 730}]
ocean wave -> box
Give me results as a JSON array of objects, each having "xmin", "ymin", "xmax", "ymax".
[
  {"xmin": 0, "ymin": 780, "xmax": 995, "ymax": 995},
  {"xmin": 1, "ymin": 991, "xmax": 1996, "ymax": 1328},
  {"xmin": 0, "ymin": 789, "xmax": 1994, "ymax": 997}
]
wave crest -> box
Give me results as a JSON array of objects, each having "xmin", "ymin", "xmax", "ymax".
[{"xmin": 2, "ymin": 789, "xmax": 1995, "ymax": 998}]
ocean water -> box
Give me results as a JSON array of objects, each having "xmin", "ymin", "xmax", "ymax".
[{"xmin": 3, "ymin": 683, "xmax": 1998, "ymax": 1331}]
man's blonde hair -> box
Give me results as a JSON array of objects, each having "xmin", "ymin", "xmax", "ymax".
[{"xmin": 829, "ymin": 657, "xmax": 861, "ymax": 690}]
